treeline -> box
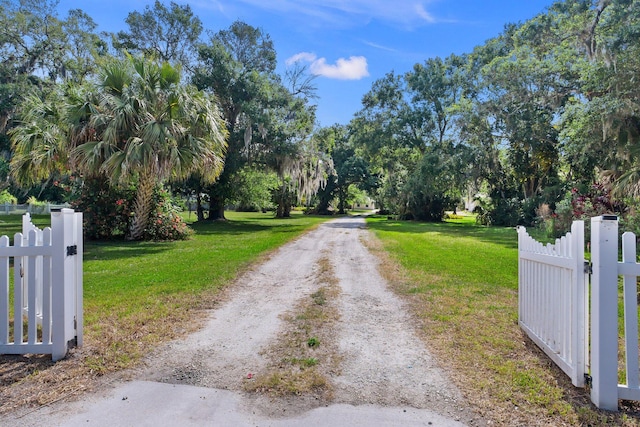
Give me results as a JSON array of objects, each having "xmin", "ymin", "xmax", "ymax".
[
  {"xmin": 1, "ymin": 0, "xmax": 329, "ymax": 240},
  {"xmin": 345, "ymin": 0, "xmax": 640, "ymax": 236},
  {"xmin": 2, "ymin": 0, "xmax": 640, "ymax": 240}
]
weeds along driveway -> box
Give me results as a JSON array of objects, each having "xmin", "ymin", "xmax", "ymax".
[{"xmin": 9, "ymin": 216, "xmax": 484, "ymax": 427}]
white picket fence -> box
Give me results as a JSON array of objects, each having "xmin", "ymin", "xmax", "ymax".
[
  {"xmin": 518, "ymin": 215, "xmax": 640, "ymax": 411},
  {"xmin": 0, "ymin": 209, "xmax": 83, "ymax": 361},
  {"xmin": 517, "ymin": 220, "xmax": 588, "ymax": 388},
  {"xmin": 0, "ymin": 202, "xmax": 71, "ymax": 215}
]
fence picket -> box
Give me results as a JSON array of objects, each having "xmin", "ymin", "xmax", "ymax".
[
  {"xmin": 42, "ymin": 228, "xmax": 52, "ymax": 345},
  {"xmin": 27, "ymin": 230, "xmax": 37, "ymax": 345},
  {"xmin": 621, "ymin": 232, "xmax": 639, "ymax": 391},
  {"xmin": 74, "ymin": 213, "xmax": 83, "ymax": 348},
  {"xmin": 13, "ymin": 233, "xmax": 23, "ymax": 345},
  {"xmin": 0, "ymin": 236, "xmax": 7, "ymax": 344}
]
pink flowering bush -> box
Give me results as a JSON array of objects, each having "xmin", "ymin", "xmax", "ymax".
[
  {"xmin": 73, "ymin": 178, "xmax": 191, "ymax": 241},
  {"xmin": 72, "ymin": 177, "xmax": 135, "ymax": 239},
  {"xmin": 142, "ymin": 188, "xmax": 192, "ymax": 241}
]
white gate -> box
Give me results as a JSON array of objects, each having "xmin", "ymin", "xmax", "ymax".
[
  {"xmin": 517, "ymin": 221, "xmax": 588, "ymax": 387},
  {"xmin": 519, "ymin": 215, "xmax": 640, "ymax": 411},
  {"xmin": 0, "ymin": 209, "xmax": 83, "ymax": 361}
]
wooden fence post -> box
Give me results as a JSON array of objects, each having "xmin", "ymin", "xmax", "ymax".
[{"xmin": 590, "ymin": 215, "xmax": 619, "ymax": 411}]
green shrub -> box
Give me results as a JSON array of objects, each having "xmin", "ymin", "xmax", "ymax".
[
  {"xmin": 402, "ymin": 152, "xmax": 455, "ymax": 222},
  {"xmin": 475, "ymin": 196, "xmax": 522, "ymax": 226},
  {"xmin": 73, "ymin": 179, "xmax": 192, "ymax": 241},
  {"xmin": 231, "ymin": 167, "xmax": 278, "ymax": 212},
  {"xmin": 72, "ymin": 177, "xmax": 135, "ymax": 240},
  {"xmin": 0, "ymin": 189, "xmax": 17, "ymax": 205},
  {"xmin": 537, "ymin": 184, "xmax": 626, "ymax": 238},
  {"xmin": 620, "ymin": 198, "xmax": 640, "ymax": 236},
  {"xmin": 26, "ymin": 196, "xmax": 48, "ymax": 206}
]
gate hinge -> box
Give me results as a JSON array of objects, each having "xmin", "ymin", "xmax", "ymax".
[
  {"xmin": 584, "ymin": 261, "xmax": 592, "ymax": 275},
  {"xmin": 66, "ymin": 245, "xmax": 78, "ymax": 256},
  {"xmin": 584, "ymin": 373, "xmax": 592, "ymax": 387}
]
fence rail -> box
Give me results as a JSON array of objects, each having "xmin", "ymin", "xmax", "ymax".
[{"xmin": 0, "ymin": 203, "xmax": 70, "ymax": 215}]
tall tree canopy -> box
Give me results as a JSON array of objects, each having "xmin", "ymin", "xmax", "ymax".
[
  {"xmin": 11, "ymin": 55, "xmax": 227, "ymax": 240},
  {"xmin": 350, "ymin": 0, "xmax": 640, "ymax": 227},
  {"xmin": 6, "ymin": 0, "xmax": 640, "ymax": 235},
  {"xmin": 193, "ymin": 20, "xmax": 318, "ymax": 219},
  {"xmin": 114, "ymin": 1, "xmax": 203, "ymax": 71}
]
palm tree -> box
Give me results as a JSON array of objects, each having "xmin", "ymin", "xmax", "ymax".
[
  {"xmin": 10, "ymin": 55, "xmax": 228, "ymax": 240},
  {"xmin": 9, "ymin": 90, "xmax": 71, "ymax": 187},
  {"xmin": 72, "ymin": 55, "xmax": 227, "ymax": 239}
]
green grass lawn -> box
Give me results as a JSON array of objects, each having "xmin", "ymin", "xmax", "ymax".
[
  {"xmin": 366, "ymin": 214, "xmax": 639, "ymax": 426},
  {"xmin": 4, "ymin": 210, "xmax": 639, "ymax": 424}
]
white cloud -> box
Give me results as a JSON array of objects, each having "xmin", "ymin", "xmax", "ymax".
[
  {"xmin": 415, "ymin": 4, "xmax": 436, "ymax": 24},
  {"xmin": 310, "ymin": 56, "xmax": 369, "ymax": 80},
  {"xmin": 285, "ymin": 52, "xmax": 318, "ymax": 66},
  {"xmin": 221, "ymin": 0, "xmax": 444, "ymax": 29},
  {"xmin": 286, "ymin": 53, "xmax": 369, "ymax": 80}
]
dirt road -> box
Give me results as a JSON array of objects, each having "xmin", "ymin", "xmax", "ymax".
[{"xmin": 9, "ymin": 216, "xmax": 484, "ymax": 426}]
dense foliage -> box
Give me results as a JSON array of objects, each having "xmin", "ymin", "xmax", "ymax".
[
  {"xmin": 3, "ymin": 0, "xmax": 640, "ymax": 238},
  {"xmin": 71, "ymin": 177, "xmax": 135, "ymax": 240},
  {"xmin": 349, "ymin": 0, "xmax": 640, "ymax": 233}
]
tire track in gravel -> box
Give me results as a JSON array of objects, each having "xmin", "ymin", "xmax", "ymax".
[
  {"xmin": 141, "ymin": 216, "xmax": 482, "ymax": 425},
  {"xmin": 140, "ymin": 219, "xmax": 340, "ymax": 391},
  {"xmin": 10, "ymin": 216, "xmax": 485, "ymax": 426},
  {"xmin": 327, "ymin": 218, "xmax": 471, "ymax": 420}
]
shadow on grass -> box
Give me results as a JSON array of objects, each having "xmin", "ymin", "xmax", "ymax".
[
  {"xmin": 366, "ymin": 217, "xmax": 519, "ymax": 250},
  {"xmin": 190, "ymin": 220, "xmax": 277, "ymax": 236},
  {"xmin": 189, "ymin": 216, "xmax": 322, "ymax": 236},
  {"xmin": 84, "ymin": 215, "xmax": 324, "ymax": 260},
  {"xmin": 84, "ymin": 240, "xmax": 176, "ymax": 261}
]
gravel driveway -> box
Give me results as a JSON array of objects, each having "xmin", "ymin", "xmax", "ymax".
[{"xmin": 9, "ymin": 216, "xmax": 484, "ymax": 426}]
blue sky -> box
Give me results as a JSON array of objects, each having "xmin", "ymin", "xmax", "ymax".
[{"xmin": 57, "ymin": 0, "xmax": 554, "ymax": 127}]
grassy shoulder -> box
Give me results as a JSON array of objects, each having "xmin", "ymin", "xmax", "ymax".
[
  {"xmin": 0, "ymin": 211, "xmax": 331, "ymax": 413},
  {"xmin": 365, "ymin": 214, "xmax": 639, "ymax": 426}
]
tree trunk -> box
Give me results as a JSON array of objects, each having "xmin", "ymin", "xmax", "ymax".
[
  {"xmin": 208, "ymin": 192, "xmax": 226, "ymax": 220},
  {"xmin": 128, "ymin": 170, "xmax": 156, "ymax": 240},
  {"xmin": 275, "ymin": 184, "xmax": 292, "ymax": 218},
  {"xmin": 314, "ymin": 177, "xmax": 336, "ymax": 215},
  {"xmin": 196, "ymin": 192, "xmax": 205, "ymax": 221},
  {"xmin": 315, "ymin": 196, "xmax": 332, "ymax": 215},
  {"xmin": 276, "ymin": 202, "xmax": 291, "ymax": 218},
  {"xmin": 338, "ymin": 188, "xmax": 347, "ymax": 214},
  {"xmin": 205, "ymin": 163, "xmax": 232, "ymax": 221}
]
